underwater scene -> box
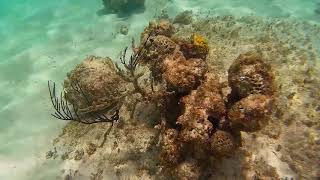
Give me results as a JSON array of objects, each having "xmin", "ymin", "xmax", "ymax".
[{"xmin": 1, "ymin": 0, "xmax": 320, "ymax": 179}]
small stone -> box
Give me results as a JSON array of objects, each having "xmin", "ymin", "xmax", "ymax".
[
  {"xmin": 61, "ymin": 152, "xmax": 69, "ymax": 160},
  {"xmin": 74, "ymin": 149, "xmax": 85, "ymax": 161},
  {"xmin": 173, "ymin": 10, "xmax": 193, "ymax": 25},
  {"xmin": 276, "ymin": 144, "xmax": 282, "ymax": 151},
  {"xmin": 119, "ymin": 25, "xmax": 129, "ymax": 35},
  {"xmin": 46, "ymin": 150, "xmax": 54, "ymax": 159},
  {"xmin": 86, "ymin": 143, "xmax": 97, "ymax": 156},
  {"xmin": 45, "ymin": 148, "xmax": 57, "ymax": 159}
]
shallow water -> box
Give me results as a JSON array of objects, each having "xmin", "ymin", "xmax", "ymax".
[{"xmin": 0, "ymin": 0, "xmax": 319, "ymax": 179}]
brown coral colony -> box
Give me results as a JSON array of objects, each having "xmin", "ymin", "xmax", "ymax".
[{"xmin": 48, "ymin": 20, "xmax": 276, "ymax": 176}]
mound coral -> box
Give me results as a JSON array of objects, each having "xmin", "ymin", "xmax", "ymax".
[
  {"xmin": 140, "ymin": 35, "xmax": 178, "ymax": 81},
  {"xmin": 64, "ymin": 56, "xmax": 126, "ymax": 114},
  {"xmin": 163, "ymin": 51, "xmax": 207, "ymax": 93},
  {"xmin": 210, "ymin": 130, "xmax": 237, "ymax": 156},
  {"xmin": 228, "ymin": 94, "xmax": 273, "ymax": 132},
  {"xmin": 227, "ymin": 51, "xmax": 275, "ymax": 132},
  {"xmin": 228, "ymin": 51, "xmax": 275, "ymax": 101}
]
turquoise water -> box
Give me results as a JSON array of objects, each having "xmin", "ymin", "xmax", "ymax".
[{"xmin": 0, "ymin": 0, "xmax": 319, "ymax": 179}]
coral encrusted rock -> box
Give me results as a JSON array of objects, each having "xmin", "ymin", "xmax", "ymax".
[
  {"xmin": 177, "ymin": 73, "xmax": 226, "ymax": 144},
  {"xmin": 64, "ymin": 56, "xmax": 126, "ymax": 114},
  {"xmin": 210, "ymin": 130, "xmax": 237, "ymax": 156},
  {"xmin": 159, "ymin": 128, "xmax": 182, "ymax": 166},
  {"xmin": 228, "ymin": 52, "xmax": 275, "ymax": 100},
  {"xmin": 227, "ymin": 94, "xmax": 273, "ymax": 132},
  {"xmin": 142, "ymin": 35, "xmax": 178, "ymax": 63},
  {"xmin": 141, "ymin": 35, "xmax": 178, "ymax": 81},
  {"xmin": 141, "ymin": 20, "xmax": 175, "ymax": 42},
  {"xmin": 179, "ymin": 34, "xmax": 209, "ymax": 60},
  {"xmin": 163, "ymin": 51, "xmax": 207, "ymax": 93}
]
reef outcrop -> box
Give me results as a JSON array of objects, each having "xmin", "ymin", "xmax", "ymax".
[{"xmin": 48, "ymin": 19, "xmax": 286, "ymax": 179}]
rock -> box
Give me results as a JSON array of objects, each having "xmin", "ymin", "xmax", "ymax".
[
  {"xmin": 102, "ymin": 0, "xmax": 145, "ymax": 15},
  {"xmin": 119, "ymin": 25, "xmax": 129, "ymax": 35},
  {"xmin": 210, "ymin": 130, "xmax": 237, "ymax": 156},
  {"xmin": 228, "ymin": 51, "xmax": 275, "ymax": 100},
  {"xmin": 174, "ymin": 159, "xmax": 201, "ymax": 180},
  {"xmin": 160, "ymin": 129, "xmax": 182, "ymax": 166},
  {"xmin": 177, "ymin": 73, "xmax": 226, "ymax": 144},
  {"xmin": 74, "ymin": 149, "xmax": 85, "ymax": 161},
  {"xmin": 86, "ymin": 142, "xmax": 97, "ymax": 156},
  {"xmin": 163, "ymin": 51, "xmax": 207, "ymax": 93},
  {"xmin": 174, "ymin": 10, "xmax": 193, "ymax": 25},
  {"xmin": 46, "ymin": 148, "xmax": 57, "ymax": 159},
  {"xmin": 178, "ymin": 34, "xmax": 209, "ymax": 60},
  {"xmin": 228, "ymin": 94, "xmax": 272, "ymax": 132},
  {"xmin": 64, "ymin": 56, "xmax": 126, "ymax": 115}
]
